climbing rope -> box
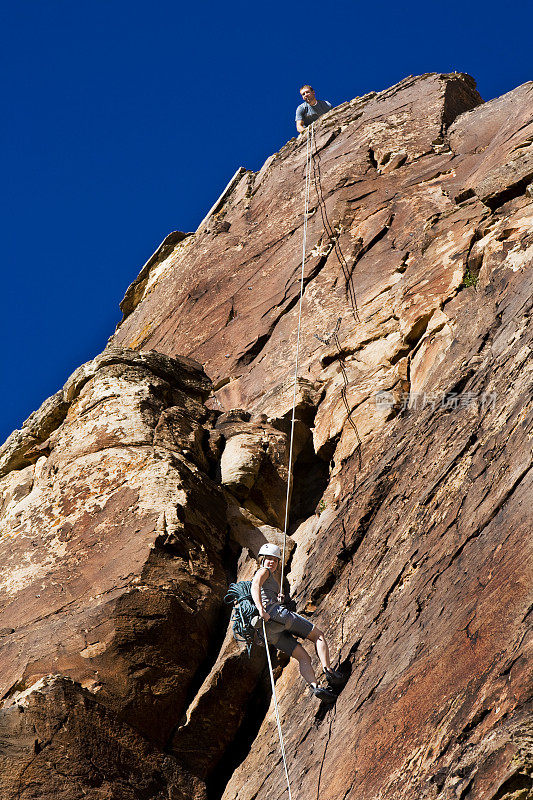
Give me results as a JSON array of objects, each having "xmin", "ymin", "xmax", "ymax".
[
  {"xmin": 316, "ymin": 319, "xmax": 362, "ymax": 462},
  {"xmin": 263, "ymin": 620, "xmax": 293, "ymax": 800},
  {"xmin": 264, "ymin": 124, "xmax": 315, "ymax": 800},
  {"xmin": 280, "ymin": 122, "xmax": 315, "ymax": 589},
  {"xmin": 311, "ymin": 134, "xmax": 359, "ymax": 322}
]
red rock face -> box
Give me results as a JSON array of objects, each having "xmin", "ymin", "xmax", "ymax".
[
  {"xmin": 1, "ymin": 73, "xmax": 532, "ymax": 799},
  {"xmin": 0, "ymin": 351, "xmax": 231, "ymax": 788}
]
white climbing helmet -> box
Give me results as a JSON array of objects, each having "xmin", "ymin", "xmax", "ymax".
[{"xmin": 258, "ymin": 543, "xmax": 282, "ymax": 560}]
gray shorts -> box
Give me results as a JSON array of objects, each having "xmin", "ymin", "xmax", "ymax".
[{"xmin": 264, "ymin": 604, "xmax": 314, "ymax": 656}]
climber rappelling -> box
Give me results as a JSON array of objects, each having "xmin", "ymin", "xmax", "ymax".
[{"xmin": 251, "ymin": 543, "xmax": 347, "ymax": 702}]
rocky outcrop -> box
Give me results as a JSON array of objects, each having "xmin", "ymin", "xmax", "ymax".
[
  {"xmin": 0, "ymin": 675, "xmax": 206, "ymax": 800},
  {"xmin": 1, "ymin": 72, "xmax": 532, "ymax": 799},
  {"xmin": 0, "ymin": 350, "xmax": 229, "ymax": 748},
  {"xmin": 119, "ymin": 231, "xmax": 192, "ymax": 323},
  {"xmin": 0, "ymin": 347, "xmax": 301, "ymax": 798}
]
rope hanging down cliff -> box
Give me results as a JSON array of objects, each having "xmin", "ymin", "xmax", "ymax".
[
  {"xmin": 269, "ymin": 121, "xmax": 356, "ymax": 798},
  {"xmin": 266, "ymin": 121, "xmax": 314, "ymax": 800},
  {"xmin": 280, "ymin": 121, "xmax": 315, "ymax": 590},
  {"xmin": 263, "ymin": 620, "xmax": 293, "ymax": 800}
]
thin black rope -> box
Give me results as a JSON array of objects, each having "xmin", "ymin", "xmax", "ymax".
[
  {"xmin": 311, "ymin": 140, "xmax": 360, "ymax": 322},
  {"xmin": 316, "ymin": 707, "xmax": 335, "ymax": 800},
  {"xmin": 315, "ymin": 318, "xmax": 362, "ymax": 456}
]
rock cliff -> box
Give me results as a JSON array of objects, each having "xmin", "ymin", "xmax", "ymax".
[{"xmin": 1, "ymin": 72, "xmax": 531, "ymax": 800}]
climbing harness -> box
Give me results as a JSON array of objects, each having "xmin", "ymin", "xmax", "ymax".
[
  {"xmin": 280, "ymin": 122, "xmax": 315, "ymax": 590},
  {"xmin": 263, "ymin": 619, "xmax": 293, "ymax": 800}
]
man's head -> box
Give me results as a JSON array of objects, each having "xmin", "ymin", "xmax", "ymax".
[{"xmin": 300, "ymin": 85, "xmax": 316, "ymax": 104}]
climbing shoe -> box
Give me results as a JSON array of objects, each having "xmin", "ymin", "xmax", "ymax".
[
  {"xmin": 324, "ymin": 667, "xmax": 347, "ymax": 688},
  {"xmin": 311, "ymin": 685, "xmax": 337, "ymax": 702}
]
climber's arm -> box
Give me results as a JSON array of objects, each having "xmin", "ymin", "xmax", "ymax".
[{"xmin": 251, "ymin": 568, "xmax": 270, "ymax": 620}]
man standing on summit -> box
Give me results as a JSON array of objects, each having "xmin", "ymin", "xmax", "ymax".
[{"xmin": 295, "ymin": 85, "xmax": 332, "ymax": 133}]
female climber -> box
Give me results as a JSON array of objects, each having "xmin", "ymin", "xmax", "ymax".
[{"xmin": 251, "ymin": 542, "xmax": 345, "ymax": 701}]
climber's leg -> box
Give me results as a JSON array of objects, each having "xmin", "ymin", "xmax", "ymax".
[
  {"xmin": 291, "ymin": 643, "xmax": 316, "ymax": 684},
  {"xmin": 307, "ymin": 626, "xmax": 331, "ymax": 670}
]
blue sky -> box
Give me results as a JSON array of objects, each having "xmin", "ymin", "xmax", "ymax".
[{"xmin": 1, "ymin": 0, "xmax": 531, "ymax": 443}]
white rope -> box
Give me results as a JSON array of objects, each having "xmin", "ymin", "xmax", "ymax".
[
  {"xmin": 264, "ymin": 124, "xmax": 314, "ymax": 800},
  {"xmin": 262, "ymin": 620, "xmax": 293, "ymax": 800},
  {"xmin": 280, "ymin": 122, "xmax": 314, "ymax": 589}
]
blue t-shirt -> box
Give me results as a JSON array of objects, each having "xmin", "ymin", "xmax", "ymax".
[{"xmin": 295, "ymin": 99, "xmax": 332, "ymax": 127}]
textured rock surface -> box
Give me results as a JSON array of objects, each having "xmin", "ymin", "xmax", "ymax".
[
  {"xmin": 0, "ymin": 348, "xmax": 298, "ymax": 798},
  {"xmin": 0, "ymin": 675, "xmax": 206, "ymax": 800},
  {"xmin": 0, "ymin": 349, "xmax": 232, "ymax": 797},
  {"xmin": 1, "ymin": 72, "xmax": 532, "ymax": 799}
]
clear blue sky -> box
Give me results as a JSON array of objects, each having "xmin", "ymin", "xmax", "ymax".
[{"xmin": 1, "ymin": 0, "xmax": 531, "ymax": 443}]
